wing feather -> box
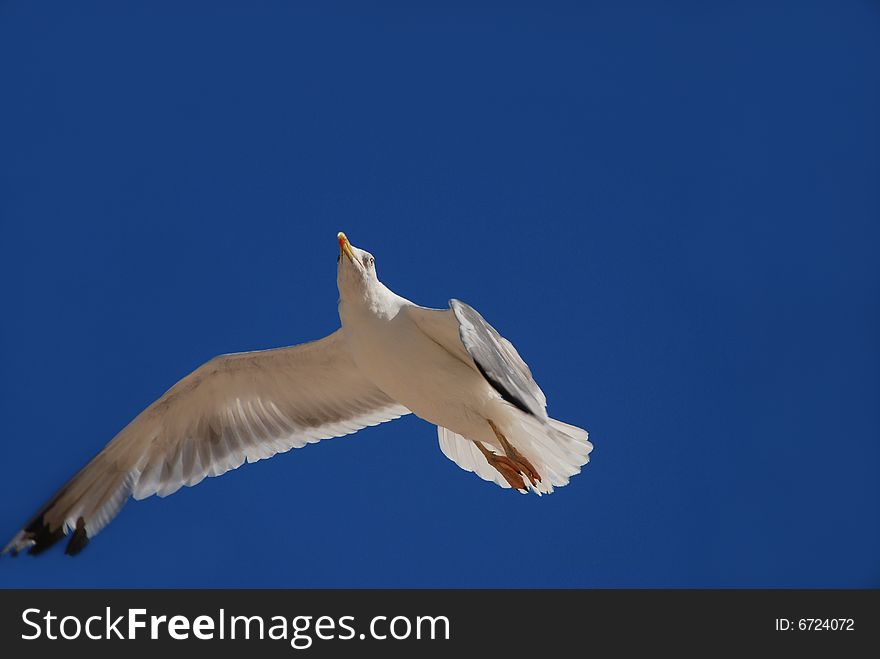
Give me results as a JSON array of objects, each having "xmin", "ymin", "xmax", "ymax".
[
  {"xmin": 404, "ymin": 300, "xmax": 547, "ymax": 420},
  {"xmin": 450, "ymin": 299, "xmax": 547, "ymax": 420},
  {"xmin": 3, "ymin": 329, "xmax": 408, "ymax": 556}
]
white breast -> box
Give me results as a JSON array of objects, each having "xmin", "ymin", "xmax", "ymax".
[{"xmin": 340, "ymin": 299, "xmax": 496, "ymax": 436}]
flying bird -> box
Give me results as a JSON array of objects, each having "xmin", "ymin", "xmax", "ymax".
[{"xmin": 4, "ymin": 233, "xmax": 592, "ymax": 556}]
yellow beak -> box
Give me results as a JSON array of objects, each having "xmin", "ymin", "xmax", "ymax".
[{"xmin": 337, "ymin": 232, "xmax": 357, "ymax": 264}]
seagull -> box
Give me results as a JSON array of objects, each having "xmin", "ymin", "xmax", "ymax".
[{"xmin": 4, "ymin": 232, "xmax": 592, "ymax": 556}]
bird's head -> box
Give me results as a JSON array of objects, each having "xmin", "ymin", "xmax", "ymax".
[{"xmin": 336, "ymin": 232, "xmax": 379, "ymax": 299}]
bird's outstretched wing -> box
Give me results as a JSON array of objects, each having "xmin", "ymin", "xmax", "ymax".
[
  {"xmin": 406, "ymin": 299, "xmax": 547, "ymax": 421},
  {"xmin": 449, "ymin": 299, "xmax": 548, "ymax": 421},
  {"xmin": 4, "ymin": 329, "xmax": 409, "ymax": 556}
]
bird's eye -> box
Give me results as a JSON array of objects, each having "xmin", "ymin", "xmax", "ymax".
[{"xmin": 363, "ymin": 255, "xmax": 374, "ymax": 267}]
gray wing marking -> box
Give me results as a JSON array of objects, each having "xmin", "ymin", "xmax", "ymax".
[{"xmin": 450, "ymin": 299, "xmax": 548, "ymax": 421}]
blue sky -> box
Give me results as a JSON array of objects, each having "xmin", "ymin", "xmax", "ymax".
[{"xmin": 1, "ymin": 1, "xmax": 878, "ymax": 587}]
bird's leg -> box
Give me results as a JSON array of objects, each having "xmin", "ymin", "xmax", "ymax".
[
  {"xmin": 472, "ymin": 440, "xmax": 527, "ymax": 491},
  {"xmin": 487, "ymin": 419, "xmax": 542, "ymax": 487}
]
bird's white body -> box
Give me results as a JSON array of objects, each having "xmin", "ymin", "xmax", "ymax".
[
  {"xmin": 339, "ymin": 286, "xmax": 501, "ymax": 451},
  {"xmin": 333, "ymin": 239, "xmax": 591, "ymax": 496}
]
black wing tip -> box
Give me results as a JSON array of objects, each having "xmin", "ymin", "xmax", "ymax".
[
  {"xmin": 3, "ymin": 486, "xmax": 69, "ymax": 557},
  {"xmin": 10, "ymin": 515, "xmax": 90, "ymax": 557},
  {"xmin": 23, "ymin": 517, "xmax": 66, "ymax": 556},
  {"xmin": 6, "ymin": 479, "xmax": 92, "ymax": 557},
  {"xmin": 64, "ymin": 518, "xmax": 90, "ymax": 556}
]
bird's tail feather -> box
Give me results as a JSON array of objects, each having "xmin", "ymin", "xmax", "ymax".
[{"xmin": 437, "ymin": 415, "xmax": 592, "ymax": 495}]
